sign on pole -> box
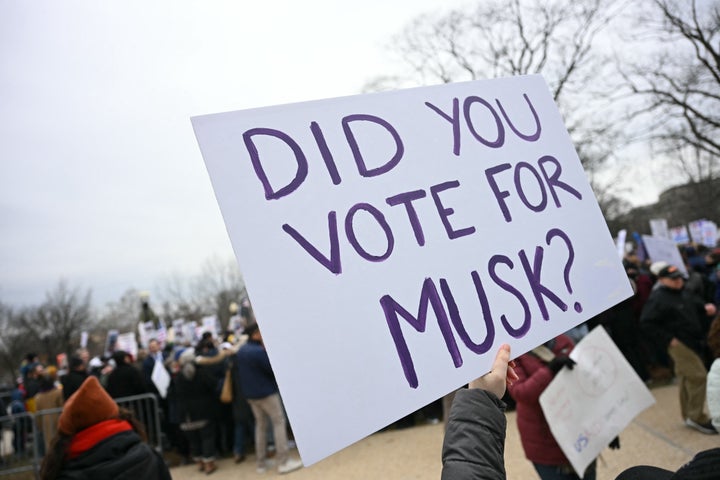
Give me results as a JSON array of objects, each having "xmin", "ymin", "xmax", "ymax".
[
  {"xmin": 191, "ymin": 75, "xmax": 632, "ymax": 464},
  {"xmin": 540, "ymin": 327, "xmax": 655, "ymax": 476}
]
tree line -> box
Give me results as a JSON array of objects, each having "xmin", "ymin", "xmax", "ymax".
[
  {"xmin": 366, "ymin": 0, "xmax": 719, "ymax": 222},
  {"xmin": 0, "ymin": 257, "xmax": 245, "ymax": 384}
]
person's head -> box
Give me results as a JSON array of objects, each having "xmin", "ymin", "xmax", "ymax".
[
  {"xmin": 27, "ymin": 362, "xmax": 42, "ymax": 379},
  {"xmin": 69, "ymin": 356, "xmax": 85, "ymax": 372},
  {"xmin": 111, "ymin": 350, "xmax": 130, "ymax": 366},
  {"xmin": 39, "ymin": 374, "xmax": 55, "ymax": 392},
  {"xmin": 245, "ymin": 322, "xmax": 262, "ymax": 342},
  {"xmin": 147, "ymin": 339, "xmax": 160, "ymax": 355},
  {"xmin": 614, "ymin": 447, "xmax": 719, "ymax": 479},
  {"xmin": 75, "ymin": 348, "xmax": 89, "ymax": 364},
  {"xmin": 657, "ymin": 265, "xmax": 685, "ymax": 290},
  {"xmin": 40, "ymin": 376, "xmax": 148, "ymax": 479}
]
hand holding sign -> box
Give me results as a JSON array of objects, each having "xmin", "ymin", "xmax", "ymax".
[{"xmin": 191, "ymin": 75, "xmax": 632, "ymax": 464}]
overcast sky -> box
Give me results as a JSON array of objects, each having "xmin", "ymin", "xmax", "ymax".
[
  {"xmin": 1, "ymin": 0, "xmax": 664, "ymax": 310},
  {"xmin": 1, "ymin": 0, "xmax": 487, "ymax": 308}
]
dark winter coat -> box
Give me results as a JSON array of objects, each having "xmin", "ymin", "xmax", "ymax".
[
  {"xmin": 640, "ymin": 285, "xmax": 709, "ymax": 355},
  {"xmin": 61, "ymin": 370, "xmax": 88, "ymax": 401},
  {"xmin": 507, "ymin": 334, "xmax": 574, "ymax": 466},
  {"xmin": 441, "ymin": 388, "xmax": 507, "ymax": 480},
  {"xmin": 235, "ymin": 340, "xmax": 278, "ymax": 400},
  {"xmin": 174, "ymin": 365, "xmax": 218, "ymax": 423},
  {"xmin": 105, "ymin": 364, "xmax": 146, "ymax": 399},
  {"xmin": 57, "ymin": 430, "xmax": 170, "ymax": 480}
]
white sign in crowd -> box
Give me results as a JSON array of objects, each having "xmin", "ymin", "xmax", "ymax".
[
  {"xmin": 192, "ymin": 75, "xmax": 633, "ymax": 464},
  {"xmin": 540, "ymin": 327, "xmax": 655, "ymax": 477}
]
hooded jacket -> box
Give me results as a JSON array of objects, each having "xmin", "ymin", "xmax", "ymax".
[{"xmin": 57, "ymin": 427, "xmax": 170, "ymax": 480}]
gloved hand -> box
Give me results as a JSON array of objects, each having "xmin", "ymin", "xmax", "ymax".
[
  {"xmin": 608, "ymin": 436, "xmax": 621, "ymax": 450},
  {"xmin": 547, "ymin": 356, "xmax": 576, "ymax": 374}
]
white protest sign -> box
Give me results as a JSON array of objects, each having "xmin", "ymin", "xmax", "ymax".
[
  {"xmin": 649, "ymin": 218, "xmax": 669, "ymax": 239},
  {"xmin": 151, "ymin": 356, "xmax": 171, "ymax": 398},
  {"xmin": 615, "ymin": 229, "xmax": 627, "ymax": 259},
  {"xmin": 540, "ymin": 327, "xmax": 655, "ymax": 477},
  {"xmin": 80, "ymin": 331, "xmax": 88, "ymax": 349},
  {"xmin": 690, "ymin": 219, "xmax": 718, "ymax": 247},
  {"xmin": 201, "ymin": 316, "xmax": 218, "ymax": 338},
  {"xmin": 669, "ymin": 225, "xmax": 690, "ymax": 244},
  {"xmin": 191, "ymin": 75, "xmax": 632, "ymax": 464},
  {"xmin": 116, "ymin": 332, "xmax": 138, "ymax": 359},
  {"xmin": 641, "ymin": 235, "xmax": 688, "ymax": 276}
]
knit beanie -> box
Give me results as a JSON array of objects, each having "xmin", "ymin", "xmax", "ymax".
[{"xmin": 57, "ymin": 376, "xmax": 119, "ymax": 435}]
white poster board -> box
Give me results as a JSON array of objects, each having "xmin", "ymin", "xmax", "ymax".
[
  {"xmin": 116, "ymin": 332, "xmax": 138, "ymax": 360},
  {"xmin": 689, "ymin": 219, "xmax": 718, "ymax": 248},
  {"xmin": 540, "ymin": 327, "xmax": 655, "ymax": 476},
  {"xmin": 615, "ymin": 229, "xmax": 627, "ymax": 259},
  {"xmin": 641, "ymin": 235, "xmax": 688, "ymax": 276},
  {"xmin": 669, "ymin": 225, "xmax": 690, "ymax": 244},
  {"xmin": 649, "ymin": 218, "xmax": 669, "ymax": 239},
  {"xmin": 201, "ymin": 316, "xmax": 218, "ymax": 338},
  {"xmin": 191, "ymin": 75, "xmax": 632, "ymax": 464}
]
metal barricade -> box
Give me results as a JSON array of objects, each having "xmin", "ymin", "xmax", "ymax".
[{"xmin": 0, "ymin": 393, "xmax": 162, "ymax": 479}]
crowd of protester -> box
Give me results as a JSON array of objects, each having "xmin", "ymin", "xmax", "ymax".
[
  {"xmin": 1, "ymin": 243, "xmax": 719, "ymax": 479},
  {"xmin": 1, "ymin": 299, "xmax": 303, "ymax": 476}
]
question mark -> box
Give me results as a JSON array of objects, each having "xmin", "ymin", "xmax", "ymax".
[{"xmin": 546, "ymin": 228, "xmax": 582, "ymax": 313}]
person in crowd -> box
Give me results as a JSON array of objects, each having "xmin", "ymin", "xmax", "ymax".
[
  {"xmin": 141, "ymin": 339, "xmax": 170, "ymax": 453},
  {"xmin": 443, "ymin": 344, "xmax": 720, "ymax": 479},
  {"xmin": 589, "ymin": 261, "xmax": 650, "ymax": 382},
  {"xmin": 142, "ymin": 339, "xmax": 167, "ymax": 392},
  {"xmin": 87, "ymin": 356, "xmax": 112, "ymax": 386},
  {"xmin": 706, "ymin": 313, "xmax": 720, "ymax": 431},
  {"xmin": 60, "ymin": 356, "xmax": 88, "ymax": 401},
  {"xmin": 23, "ymin": 362, "xmax": 43, "ymax": 413},
  {"xmin": 229, "ymin": 340, "xmax": 254, "ymax": 464},
  {"xmin": 8, "ymin": 386, "xmax": 28, "ymax": 456},
  {"xmin": 35, "ymin": 370, "xmax": 64, "ymax": 455},
  {"xmin": 236, "ymin": 322, "xmax": 303, "ymax": 474},
  {"xmin": 39, "ymin": 376, "xmax": 170, "ymax": 480},
  {"xmin": 105, "ymin": 351, "xmax": 146, "ymax": 399},
  {"xmin": 641, "ymin": 264, "xmax": 718, "ymax": 434},
  {"xmin": 174, "ymin": 348, "xmax": 221, "ymax": 475},
  {"xmin": 507, "ymin": 333, "xmax": 620, "ymax": 480}
]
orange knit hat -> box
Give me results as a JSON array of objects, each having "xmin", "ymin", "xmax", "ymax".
[{"xmin": 58, "ymin": 376, "xmax": 119, "ymax": 435}]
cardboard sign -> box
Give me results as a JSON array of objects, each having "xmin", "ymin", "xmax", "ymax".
[
  {"xmin": 540, "ymin": 327, "xmax": 655, "ymax": 476},
  {"xmin": 641, "ymin": 235, "xmax": 688, "ymax": 276},
  {"xmin": 191, "ymin": 75, "xmax": 632, "ymax": 464},
  {"xmin": 649, "ymin": 218, "xmax": 669, "ymax": 239}
]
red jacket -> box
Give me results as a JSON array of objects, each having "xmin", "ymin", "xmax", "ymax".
[{"xmin": 508, "ymin": 334, "xmax": 574, "ymax": 466}]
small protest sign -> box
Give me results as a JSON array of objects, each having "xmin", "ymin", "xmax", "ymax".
[
  {"xmin": 615, "ymin": 229, "xmax": 626, "ymax": 259},
  {"xmin": 669, "ymin": 225, "xmax": 690, "ymax": 244},
  {"xmin": 540, "ymin": 327, "xmax": 655, "ymax": 477},
  {"xmin": 191, "ymin": 75, "xmax": 632, "ymax": 464},
  {"xmin": 641, "ymin": 235, "xmax": 688, "ymax": 276},
  {"xmin": 689, "ymin": 219, "xmax": 718, "ymax": 247},
  {"xmin": 151, "ymin": 357, "xmax": 171, "ymax": 398},
  {"xmin": 104, "ymin": 329, "xmax": 119, "ymax": 357},
  {"xmin": 116, "ymin": 332, "xmax": 138, "ymax": 359},
  {"xmin": 649, "ymin": 218, "xmax": 669, "ymax": 239}
]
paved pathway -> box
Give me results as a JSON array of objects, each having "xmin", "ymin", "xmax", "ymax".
[{"xmin": 171, "ymin": 383, "xmax": 719, "ymax": 479}]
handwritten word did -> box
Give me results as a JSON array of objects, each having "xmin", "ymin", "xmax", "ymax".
[
  {"xmin": 380, "ymin": 227, "xmax": 580, "ymax": 388},
  {"xmin": 243, "ymin": 114, "xmax": 403, "ymax": 201}
]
